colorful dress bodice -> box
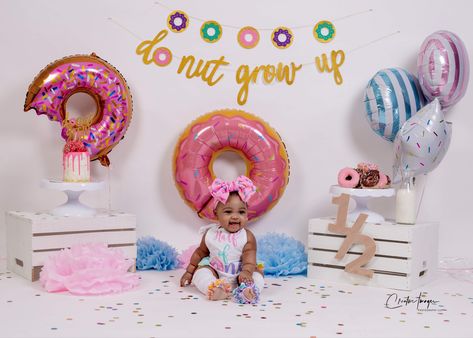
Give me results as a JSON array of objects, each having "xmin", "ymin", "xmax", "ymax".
[{"xmin": 198, "ymin": 224, "xmax": 247, "ymax": 282}]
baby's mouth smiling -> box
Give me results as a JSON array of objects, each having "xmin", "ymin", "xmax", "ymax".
[{"xmin": 229, "ymin": 220, "xmax": 240, "ymax": 228}]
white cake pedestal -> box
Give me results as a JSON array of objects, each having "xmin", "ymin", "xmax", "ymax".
[
  {"xmin": 329, "ymin": 185, "xmax": 395, "ymax": 223},
  {"xmin": 41, "ymin": 179, "xmax": 105, "ymax": 217}
]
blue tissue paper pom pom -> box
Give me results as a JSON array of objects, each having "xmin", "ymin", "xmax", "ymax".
[
  {"xmin": 257, "ymin": 233, "xmax": 307, "ymax": 276},
  {"xmin": 136, "ymin": 237, "xmax": 180, "ymax": 271}
]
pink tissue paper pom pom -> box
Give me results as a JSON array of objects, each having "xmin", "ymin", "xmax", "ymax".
[
  {"xmin": 177, "ymin": 244, "xmax": 199, "ymax": 268},
  {"xmin": 39, "ymin": 243, "xmax": 139, "ymax": 295}
]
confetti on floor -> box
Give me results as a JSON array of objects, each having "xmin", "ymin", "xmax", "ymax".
[{"xmin": 0, "ymin": 270, "xmax": 472, "ymax": 337}]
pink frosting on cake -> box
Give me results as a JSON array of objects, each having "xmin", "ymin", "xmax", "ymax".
[
  {"xmin": 63, "ymin": 141, "xmax": 90, "ymax": 182},
  {"xmin": 64, "ymin": 140, "xmax": 87, "ymax": 153}
]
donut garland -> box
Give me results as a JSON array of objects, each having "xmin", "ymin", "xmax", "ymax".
[
  {"xmin": 337, "ymin": 163, "xmax": 391, "ymax": 189},
  {"xmin": 164, "ymin": 9, "xmax": 336, "ymax": 48},
  {"xmin": 137, "ymin": 11, "xmax": 345, "ymax": 106}
]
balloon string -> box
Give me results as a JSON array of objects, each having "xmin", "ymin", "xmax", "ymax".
[
  {"xmin": 154, "ymin": 1, "xmax": 373, "ymax": 30},
  {"xmin": 107, "ymin": 164, "xmax": 112, "ymax": 213},
  {"xmin": 415, "ymin": 174, "xmax": 427, "ymax": 220}
]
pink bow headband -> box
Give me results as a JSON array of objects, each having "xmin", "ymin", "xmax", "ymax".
[{"xmin": 209, "ymin": 175, "xmax": 256, "ymax": 207}]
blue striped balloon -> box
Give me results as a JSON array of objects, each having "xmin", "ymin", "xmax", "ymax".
[{"xmin": 364, "ymin": 68, "xmax": 426, "ymax": 142}]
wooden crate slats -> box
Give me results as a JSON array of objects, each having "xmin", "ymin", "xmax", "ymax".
[
  {"xmin": 6, "ymin": 211, "xmax": 137, "ymax": 282},
  {"xmin": 307, "ymin": 218, "xmax": 439, "ymax": 290}
]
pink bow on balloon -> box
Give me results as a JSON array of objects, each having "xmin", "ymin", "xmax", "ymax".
[{"xmin": 209, "ymin": 175, "xmax": 256, "ymax": 206}]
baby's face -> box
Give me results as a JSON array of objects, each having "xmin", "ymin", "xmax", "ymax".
[{"xmin": 215, "ymin": 194, "xmax": 248, "ymax": 233}]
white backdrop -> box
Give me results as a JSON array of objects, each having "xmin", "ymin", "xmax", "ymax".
[{"xmin": 1, "ymin": 0, "xmax": 472, "ymax": 263}]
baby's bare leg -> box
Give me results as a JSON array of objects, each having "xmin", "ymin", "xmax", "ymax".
[{"xmin": 192, "ymin": 267, "xmax": 217, "ymax": 295}]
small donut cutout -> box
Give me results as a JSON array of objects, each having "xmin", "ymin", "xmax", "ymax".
[
  {"xmin": 271, "ymin": 27, "xmax": 293, "ymax": 49},
  {"xmin": 313, "ymin": 20, "xmax": 335, "ymax": 43},
  {"xmin": 153, "ymin": 47, "xmax": 172, "ymax": 67},
  {"xmin": 337, "ymin": 167, "xmax": 360, "ymax": 188},
  {"xmin": 201, "ymin": 21, "xmax": 223, "ymax": 43},
  {"xmin": 238, "ymin": 26, "xmax": 260, "ymax": 49},
  {"xmin": 167, "ymin": 10, "xmax": 189, "ymax": 33}
]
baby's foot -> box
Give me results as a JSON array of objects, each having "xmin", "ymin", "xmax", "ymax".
[
  {"xmin": 208, "ymin": 286, "xmax": 230, "ymax": 300},
  {"xmin": 207, "ymin": 279, "xmax": 231, "ymax": 301},
  {"xmin": 242, "ymin": 286, "xmax": 256, "ymax": 302},
  {"xmin": 232, "ymin": 282, "xmax": 260, "ymax": 304}
]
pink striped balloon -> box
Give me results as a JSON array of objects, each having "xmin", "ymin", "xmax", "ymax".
[{"xmin": 417, "ymin": 30, "xmax": 469, "ymax": 110}]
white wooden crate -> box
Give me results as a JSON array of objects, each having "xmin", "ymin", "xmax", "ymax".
[
  {"xmin": 5, "ymin": 210, "xmax": 137, "ymax": 281},
  {"xmin": 308, "ymin": 217, "xmax": 438, "ymax": 290}
]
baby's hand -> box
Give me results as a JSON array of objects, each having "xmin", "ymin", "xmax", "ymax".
[
  {"xmin": 180, "ymin": 271, "xmax": 193, "ymax": 287},
  {"xmin": 238, "ymin": 270, "xmax": 253, "ymax": 285}
]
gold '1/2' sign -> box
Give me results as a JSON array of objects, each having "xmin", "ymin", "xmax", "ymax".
[
  {"xmin": 328, "ymin": 193, "xmax": 376, "ymax": 278},
  {"xmin": 136, "ymin": 30, "xmax": 345, "ymax": 105}
]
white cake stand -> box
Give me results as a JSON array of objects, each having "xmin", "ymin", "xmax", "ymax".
[
  {"xmin": 41, "ymin": 179, "xmax": 105, "ymax": 217},
  {"xmin": 330, "ymin": 185, "xmax": 395, "ymax": 223}
]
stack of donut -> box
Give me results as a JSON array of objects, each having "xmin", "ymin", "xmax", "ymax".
[{"xmin": 337, "ymin": 163, "xmax": 391, "ymax": 189}]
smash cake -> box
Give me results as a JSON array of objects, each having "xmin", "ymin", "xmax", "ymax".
[
  {"xmin": 337, "ymin": 162, "xmax": 391, "ymax": 189},
  {"xmin": 63, "ymin": 140, "xmax": 90, "ymax": 182}
]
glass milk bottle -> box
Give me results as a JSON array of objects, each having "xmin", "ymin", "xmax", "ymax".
[{"xmin": 396, "ymin": 176, "xmax": 417, "ymax": 224}]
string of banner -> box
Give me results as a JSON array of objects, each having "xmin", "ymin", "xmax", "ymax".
[
  {"xmin": 164, "ymin": 10, "xmax": 337, "ymax": 49},
  {"xmin": 132, "ymin": 4, "xmax": 397, "ymax": 105}
]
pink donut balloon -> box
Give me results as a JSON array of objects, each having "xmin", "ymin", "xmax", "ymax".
[
  {"xmin": 173, "ymin": 109, "xmax": 290, "ymax": 222},
  {"xmin": 24, "ymin": 53, "xmax": 133, "ymax": 166},
  {"xmin": 417, "ymin": 30, "xmax": 470, "ymax": 110}
]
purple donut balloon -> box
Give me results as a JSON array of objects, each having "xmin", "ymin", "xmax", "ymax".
[{"xmin": 417, "ymin": 30, "xmax": 469, "ymax": 110}]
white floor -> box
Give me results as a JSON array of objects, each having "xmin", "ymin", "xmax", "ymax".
[{"xmin": 0, "ymin": 268, "xmax": 472, "ymax": 338}]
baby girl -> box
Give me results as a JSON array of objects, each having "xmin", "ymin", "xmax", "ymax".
[{"xmin": 180, "ymin": 176, "xmax": 264, "ymax": 303}]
